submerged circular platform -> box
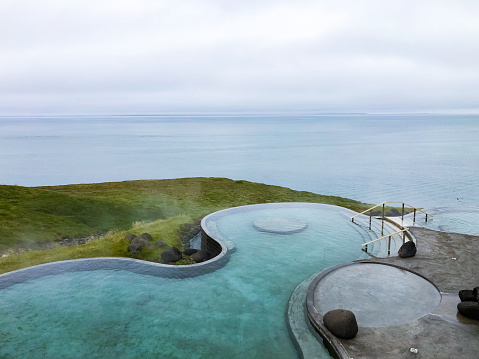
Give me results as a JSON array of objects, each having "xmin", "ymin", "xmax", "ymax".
[
  {"xmin": 253, "ymin": 216, "xmax": 308, "ymax": 234},
  {"xmin": 309, "ymin": 262, "xmax": 441, "ymax": 328}
]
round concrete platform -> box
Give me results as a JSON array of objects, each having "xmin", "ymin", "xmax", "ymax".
[
  {"xmin": 311, "ymin": 262, "xmax": 441, "ymax": 328},
  {"xmin": 253, "ymin": 216, "xmax": 308, "ymax": 234}
]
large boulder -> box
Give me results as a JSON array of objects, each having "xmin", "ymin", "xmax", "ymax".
[
  {"xmin": 457, "ymin": 301, "xmax": 479, "ymax": 320},
  {"xmin": 323, "ymin": 309, "xmax": 358, "ymax": 339},
  {"xmin": 191, "ymin": 250, "xmax": 209, "ymax": 263},
  {"xmin": 459, "ymin": 290, "xmax": 476, "ymax": 302},
  {"xmin": 161, "ymin": 247, "xmax": 182, "ymax": 263},
  {"xmin": 398, "ymin": 241, "xmax": 416, "ymax": 258}
]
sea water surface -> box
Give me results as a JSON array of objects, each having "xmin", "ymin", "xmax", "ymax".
[
  {"xmin": 1, "ymin": 114, "xmax": 478, "ymax": 358},
  {"xmin": 1, "ymin": 113, "xmax": 478, "ymax": 234}
]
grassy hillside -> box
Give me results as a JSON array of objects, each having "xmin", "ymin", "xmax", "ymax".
[{"xmin": 0, "ymin": 177, "xmax": 372, "ymax": 274}]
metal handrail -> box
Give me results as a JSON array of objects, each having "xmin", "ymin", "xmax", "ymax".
[
  {"xmin": 362, "ymin": 228, "xmax": 410, "ymax": 256},
  {"xmin": 350, "ymin": 201, "xmax": 432, "ymax": 222},
  {"xmin": 362, "ymin": 228, "xmax": 410, "ymax": 247}
]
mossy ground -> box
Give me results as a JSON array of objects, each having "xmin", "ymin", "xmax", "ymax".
[{"xmin": 0, "ymin": 177, "xmax": 406, "ymax": 274}]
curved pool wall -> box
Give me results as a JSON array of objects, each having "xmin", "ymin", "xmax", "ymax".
[
  {"xmin": 0, "ymin": 253, "xmax": 231, "ymax": 290},
  {"xmin": 1, "ymin": 203, "xmax": 380, "ymax": 359}
]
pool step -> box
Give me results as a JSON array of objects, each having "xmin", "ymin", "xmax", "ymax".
[{"xmin": 353, "ymin": 215, "xmax": 408, "ymax": 259}]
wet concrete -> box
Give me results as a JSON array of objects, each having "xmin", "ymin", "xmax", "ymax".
[{"xmin": 308, "ymin": 227, "xmax": 479, "ymax": 359}]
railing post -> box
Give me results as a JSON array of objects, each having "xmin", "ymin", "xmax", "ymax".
[
  {"xmin": 413, "ymin": 209, "xmax": 416, "ymax": 223},
  {"xmin": 381, "ymin": 203, "xmax": 385, "ymax": 235},
  {"xmin": 369, "ymin": 210, "xmax": 372, "ymax": 230},
  {"xmin": 403, "ymin": 230, "xmax": 406, "ymax": 244},
  {"xmin": 426, "ymin": 214, "xmax": 428, "ymax": 222},
  {"xmin": 402, "ymin": 203, "xmax": 405, "ymax": 220},
  {"xmin": 388, "ymin": 235, "xmax": 391, "ymax": 255},
  {"xmin": 365, "ymin": 244, "xmax": 368, "ymax": 252}
]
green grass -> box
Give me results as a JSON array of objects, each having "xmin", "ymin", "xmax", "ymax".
[{"xmin": 0, "ymin": 177, "xmax": 377, "ymax": 274}]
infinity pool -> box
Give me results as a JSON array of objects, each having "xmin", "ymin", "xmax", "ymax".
[{"xmin": 0, "ymin": 203, "xmax": 371, "ymax": 358}]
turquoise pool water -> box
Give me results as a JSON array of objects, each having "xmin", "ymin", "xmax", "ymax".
[{"xmin": 0, "ymin": 204, "xmax": 370, "ymax": 358}]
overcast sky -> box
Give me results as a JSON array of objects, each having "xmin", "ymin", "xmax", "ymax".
[{"xmin": 1, "ymin": 0, "xmax": 479, "ymax": 115}]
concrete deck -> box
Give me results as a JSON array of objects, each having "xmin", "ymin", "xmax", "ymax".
[{"xmin": 307, "ymin": 227, "xmax": 479, "ymax": 359}]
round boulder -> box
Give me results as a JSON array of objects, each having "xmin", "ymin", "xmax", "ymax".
[
  {"xmin": 128, "ymin": 242, "xmax": 142, "ymax": 254},
  {"xmin": 191, "ymin": 250, "xmax": 209, "ymax": 263},
  {"xmin": 125, "ymin": 233, "xmax": 137, "ymax": 242},
  {"xmin": 457, "ymin": 301, "xmax": 479, "ymax": 320},
  {"xmin": 132, "ymin": 236, "xmax": 153, "ymax": 249},
  {"xmin": 161, "ymin": 247, "xmax": 182, "ymax": 264},
  {"xmin": 323, "ymin": 309, "xmax": 358, "ymax": 339},
  {"xmin": 141, "ymin": 233, "xmax": 153, "ymax": 241},
  {"xmin": 398, "ymin": 241, "xmax": 416, "ymax": 258}
]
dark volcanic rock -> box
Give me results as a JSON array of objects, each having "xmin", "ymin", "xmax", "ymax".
[
  {"xmin": 369, "ymin": 210, "xmax": 381, "ymax": 217},
  {"xmin": 398, "ymin": 241, "xmax": 417, "ymax": 258},
  {"xmin": 457, "ymin": 301, "xmax": 479, "ymax": 320},
  {"xmin": 128, "ymin": 242, "xmax": 142, "ymax": 254},
  {"xmin": 191, "ymin": 250, "xmax": 209, "ymax": 263},
  {"xmin": 155, "ymin": 239, "xmax": 167, "ymax": 248},
  {"xmin": 132, "ymin": 236, "xmax": 153, "ymax": 249},
  {"xmin": 141, "ymin": 233, "xmax": 153, "ymax": 241},
  {"xmin": 323, "ymin": 309, "xmax": 358, "ymax": 339},
  {"xmin": 125, "ymin": 233, "xmax": 137, "ymax": 242},
  {"xmin": 161, "ymin": 247, "xmax": 182, "ymax": 263},
  {"xmin": 459, "ymin": 290, "xmax": 476, "ymax": 302},
  {"xmin": 184, "ymin": 248, "xmax": 198, "ymax": 256}
]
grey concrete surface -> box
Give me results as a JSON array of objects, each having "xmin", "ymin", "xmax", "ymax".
[{"xmin": 309, "ymin": 227, "xmax": 479, "ymax": 359}]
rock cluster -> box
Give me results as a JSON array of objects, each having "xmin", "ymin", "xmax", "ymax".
[
  {"xmin": 323, "ymin": 309, "xmax": 358, "ymax": 339},
  {"xmin": 126, "ymin": 232, "xmax": 162, "ymax": 254},
  {"xmin": 125, "ymin": 232, "xmax": 210, "ymax": 264},
  {"xmin": 385, "ymin": 208, "xmax": 401, "ymax": 217},
  {"xmin": 457, "ymin": 287, "xmax": 479, "ymax": 320},
  {"xmin": 398, "ymin": 240, "xmax": 416, "ymax": 258}
]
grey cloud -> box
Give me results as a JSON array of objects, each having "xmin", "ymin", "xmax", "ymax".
[{"xmin": 1, "ymin": 0, "xmax": 478, "ymax": 114}]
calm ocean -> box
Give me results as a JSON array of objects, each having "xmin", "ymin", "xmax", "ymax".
[{"xmin": 1, "ymin": 114, "xmax": 478, "ymax": 234}]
